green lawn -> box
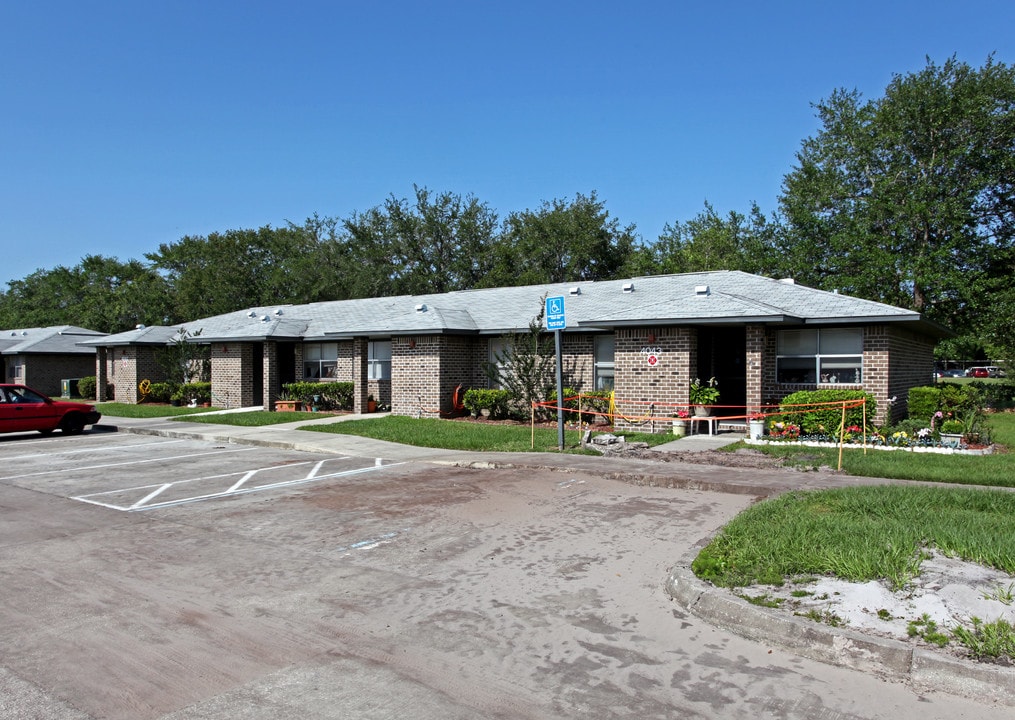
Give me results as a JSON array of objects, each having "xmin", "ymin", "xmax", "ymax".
[
  {"xmin": 95, "ymin": 402, "xmax": 220, "ymax": 418},
  {"xmin": 746, "ymin": 411, "xmax": 1015, "ymax": 488},
  {"xmin": 177, "ymin": 410, "xmax": 327, "ymax": 426},
  {"xmin": 302, "ymin": 415, "xmax": 673, "ymax": 453}
]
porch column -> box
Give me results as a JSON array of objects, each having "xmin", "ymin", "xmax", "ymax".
[
  {"xmin": 95, "ymin": 347, "xmax": 108, "ymax": 401},
  {"xmin": 352, "ymin": 337, "xmax": 369, "ymax": 414},
  {"xmin": 263, "ymin": 341, "xmax": 280, "ymax": 410},
  {"xmin": 745, "ymin": 324, "xmax": 764, "ymax": 414}
]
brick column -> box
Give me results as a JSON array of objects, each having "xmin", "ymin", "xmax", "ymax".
[
  {"xmin": 263, "ymin": 341, "xmax": 279, "ymax": 410},
  {"xmin": 95, "ymin": 347, "xmax": 108, "ymax": 401},
  {"xmin": 352, "ymin": 337, "xmax": 369, "ymax": 414},
  {"xmin": 745, "ymin": 324, "xmax": 764, "ymax": 414}
]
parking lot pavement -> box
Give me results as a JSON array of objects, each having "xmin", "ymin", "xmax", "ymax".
[{"xmin": 2, "ymin": 429, "xmax": 1012, "ymax": 719}]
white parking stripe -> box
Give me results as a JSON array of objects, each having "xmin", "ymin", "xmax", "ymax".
[
  {"xmin": 0, "ymin": 446, "xmax": 257, "ymax": 480},
  {"xmin": 71, "ymin": 458, "xmax": 402, "ymax": 511},
  {"xmin": 0, "ymin": 438, "xmax": 187, "ymax": 461}
]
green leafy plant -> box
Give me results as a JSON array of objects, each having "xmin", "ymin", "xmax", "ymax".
[
  {"xmin": 76, "ymin": 376, "xmax": 97, "ymax": 399},
  {"xmin": 952, "ymin": 617, "xmax": 1015, "ymax": 660},
  {"xmin": 907, "ymin": 614, "xmax": 950, "ymax": 647},
  {"xmin": 689, "ymin": 377, "xmax": 719, "ymax": 406},
  {"xmin": 462, "ymin": 388, "xmax": 512, "ymax": 418}
]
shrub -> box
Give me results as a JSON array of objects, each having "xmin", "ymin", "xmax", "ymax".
[
  {"xmin": 940, "ymin": 419, "xmax": 965, "ymax": 434},
  {"xmin": 77, "ymin": 376, "xmax": 96, "ymax": 399},
  {"xmin": 546, "ymin": 388, "xmax": 612, "ymax": 423},
  {"xmin": 174, "ymin": 382, "xmax": 211, "ymax": 403},
  {"xmin": 463, "ymin": 389, "xmax": 512, "ymax": 418},
  {"xmin": 283, "ymin": 381, "xmax": 354, "ymax": 410},
  {"xmin": 147, "ymin": 382, "xmax": 173, "ymax": 403},
  {"xmin": 906, "ymin": 386, "xmax": 940, "ymax": 421},
  {"xmin": 776, "ymin": 389, "xmax": 876, "ymax": 435},
  {"xmin": 969, "ymin": 380, "xmax": 1015, "ymax": 410}
]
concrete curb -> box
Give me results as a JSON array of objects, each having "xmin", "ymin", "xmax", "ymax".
[{"xmin": 665, "ymin": 558, "xmax": 1015, "ymax": 706}]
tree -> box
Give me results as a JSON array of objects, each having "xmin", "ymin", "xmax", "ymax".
[
  {"xmin": 342, "ymin": 186, "xmax": 499, "ymax": 296},
  {"xmin": 485, "ymin": 192, "xmax": 638, "ymax": 286},
  {"xmin": 778, "ymin": 56, "xmax": 1015, "ymax": 341},
  {"xmin": 0, "ymin": 256, "xmax": 173, "ymax": 333},
  {"xmin": 635, "ymin": 202, "xmax": 782, "ymax": 276},
  {"xmin": 484, "ymin": 302, "xmax": 557, "ymax": 418}
]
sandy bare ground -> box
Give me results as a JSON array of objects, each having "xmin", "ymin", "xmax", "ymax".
[{"xmin": 3, "ymin": 431, "xmax": 1015, "ymax": 719}]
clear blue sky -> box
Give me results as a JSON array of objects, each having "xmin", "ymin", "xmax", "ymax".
[{"xmin": 2, "ymin": 1, "xmax": 1012, "ymax": 286}]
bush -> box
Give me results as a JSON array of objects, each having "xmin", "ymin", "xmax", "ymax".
[
  {"xmin": 146, "ymin": 382, "xmax": 173, "ymax": 403},
  {"xmin": 174, "ymin": 382, "xmax": 211, "ymax": 404},
  {"xmin": 283, "ymin": 381, "xmax": 354, "ymax": 410},
  {"xmin": 546, "ymin": 388, "xmax": 612, "ymax": 423},
  {"xmin": 776, "ymin": 389, "xmax": 876, "ymax": 435},
  {"xmin": 969, "ymin": 380, "xmax": 1015, "ymax": 410},
  {"xmin": 909, "ymin": 382, "xmax": 986, "ymax": 421},
  {"xmin": 906, "ymin": 386, "xmax": 940, "ymax": 421},
  {"xmin": 77, "ymin": 376, "xmax": 96, "ymax": 399},
  {"xmin": 463, "ymin": 389, "xmax": 512, "ymax": 418}
]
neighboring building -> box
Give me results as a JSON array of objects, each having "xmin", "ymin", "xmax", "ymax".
[
  {"xmin": 80, "ymin": 326, "xmax": 184, "ymax": 404},
  {"xmin": 83, "ymin": 272, "xmax": 948, "ymax": 427},
  {"xmin": 0, "ymin": 326, "xmax": 105, "ymax": 397}
]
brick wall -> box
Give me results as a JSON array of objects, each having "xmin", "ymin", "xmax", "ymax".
[
  {"xmin": 19, "ymin": 354, "xmax": 96, "ymax": 397},
  {"xmin": 211, "ymin": 343, "xmax": 254, "ymax": 409},
  {"xmin": 390, "ymin": 335, "xmax": 485, "ymax": 417},
  {"xmin": 613, "ymin": 327, "xmax": 693, "ymax": 433},
  {"xmin": 888, "ymin": 326, "xmax": 936, "ymax": 422},
  {"xmin": 745, "ymin": 324, "xmax": 764, "ymax": 414}
]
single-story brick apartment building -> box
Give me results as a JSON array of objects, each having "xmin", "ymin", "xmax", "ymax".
[
  {"xmin": 2, "ymin": 325, "xmax": 105, "ymax": 397},
  {"xmin": 81, "ymin": 271, "xmax": 948, "ymax": 429}
]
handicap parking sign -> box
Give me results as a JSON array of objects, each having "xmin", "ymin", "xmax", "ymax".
[{"xmin": 545, "ymin": 296, "xmax": 566, "ymax": 330}]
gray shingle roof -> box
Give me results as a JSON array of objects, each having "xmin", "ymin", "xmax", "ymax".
[
  {"xmin": 81, "ymin": 271, "xmax": 944, "ymax": 347},
  {"xmin": 0, "ymin": 326, "xmax": 105, "ymax": 355}
]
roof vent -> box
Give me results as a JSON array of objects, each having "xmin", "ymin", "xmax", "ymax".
[
  {"xmin": 415, "ymin": 303, "xmax": 427, "ymax": 313},
  {"xmin": 694, "ymin": 285, "xmax": 710, "ymax": 296},
  {"xmin": 21, "ymin": 331, "xmax": 27, "ymax": 335},
  {"xmin": 261, "ymin": 315, "xmax": 271, "ymax": 322},
  {"xmin": 274, "ymin": 308, "xmax": 283, "ymax": 316},
  {"xmin": 247, "ymin": 310, "xmax": 257, "ymax": 318},
  {"xmin": 622, "ymin": 283, "xmax": 634, "ymax": 293},
  {"xmin": 569, "ymin": 287, "xmax": 581, "ymax": 296},
  {"xmin": 135, "ymin": 324, "xmax": 146, "ymax": 329},
  {"xmin": 779, "ymin": 278, "xmax": 796, "ymax": 285}
]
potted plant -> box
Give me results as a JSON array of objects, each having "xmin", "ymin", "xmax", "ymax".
[
  {"xmin": 689, "ymin": 377, "xmax": 719, "ymax": 415},
  {"xmin": 274, "ymin": 391, "xmax": 303, "ymax": 412},
  {"xmin": 671, "ymin": 409, "xmax": 690, "ymax": 437},
  {"xmin": 367, "ymin": 394, "xmax": 377, "ymax": 413},
  {"xmin": 939, "ymin": 419, "xmax": 964, "ymax": 448},
  {"xmin": 748, "ymin": 413, "xmax": 766, "ymax": 440}
]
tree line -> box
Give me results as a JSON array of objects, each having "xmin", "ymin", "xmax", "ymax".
[{"xmin": 1, "ymin": 56, "xmax": 1012, "ymax": 362}]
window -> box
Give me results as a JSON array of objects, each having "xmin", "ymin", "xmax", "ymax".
[
  {"xmin": 304, "ymin": 342, "xmax": 338, "ymax": 379},
  {"xmin": 594, "ymin": 335, "xmax": 615, "ymax": 390},
  {"xmin": 368, "ymin": 340, "xmax": 391, "ymax": 381},
  {"xmin": 777, "ymin": 328, "xmax": 862, "ymax": 384},
  {"xmin": 488, "ymin": 338, "xmax": 509, "ymax": 388}
]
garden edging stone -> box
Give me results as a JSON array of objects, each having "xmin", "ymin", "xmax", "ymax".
[{"xmin": 665, "ymin": 554, "xmax": 1015, "ymax": 706}]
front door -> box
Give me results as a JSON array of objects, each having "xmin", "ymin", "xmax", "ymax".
[{"xmin": 696, "ymin": 327, "xmax": 747, "ymax": 416}]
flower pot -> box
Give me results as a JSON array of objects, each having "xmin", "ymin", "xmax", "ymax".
[
  {"xmin": 940, "ymin": 433, "xmax": 962, "ymax": 448},
  {"xmin": 672, "ymin": 420, "xmax": 688, "ymax": 437},
  {"xmin": 275, "ymin": 400, "xmax": 302, "ymax": 412},
  {"xmin": 749, "ymin": 420, "xmax": 765, "ymax": 440},
  {"xmin": 693, "ymin": 405, "xmax": 712, "ymax": 417},
  {"xmin": 367, "ymin": 400, "xmax": 377, "ymax": 413}
]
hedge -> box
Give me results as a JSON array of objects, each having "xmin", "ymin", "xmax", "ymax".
[
  {"xmin": 77, "ymin": 376, "xmax": 96, "ymax": 399},
  {"xmin": 282, "ymin": 381, "xmax": 354, "ymax": 410},
  {"xmin": 776, "ymin": 389, "xmax": 876, "ymax": 434},
  {"xmin": 463, "ymin": 389, "xmax": 512, "ymax": 418}
]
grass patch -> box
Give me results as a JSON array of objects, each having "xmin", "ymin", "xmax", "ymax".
[
  {"xmin": 692, "ymin": 485, "xmax": 1015, "ymax": 589},
  {"xmin": 747, "ymin": 411, "xmax": 1015, "ymax": 488},
  {"xmin": 300, "ymin": 415, "xmax": 674, "ymax": 453},
  {"xmin": 953, "ymin": 618, "xmax": 1015, "ymax": 660},
  {"xmin": 96, "ymin": 403, "xmax": 220, "ymax": 418},
  {"xmin": 174, "ymin": 411, "xmax": 326, "ymax": 426}
]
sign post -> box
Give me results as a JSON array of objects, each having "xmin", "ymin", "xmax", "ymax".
[{"xmin": 545, "ymin": 296, "xmax": 566, "ymax": 450}]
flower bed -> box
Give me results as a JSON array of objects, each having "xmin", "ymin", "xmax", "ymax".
[{"xmin": 746, "ymin": 436, "xmax": 993, "ymax": 455}]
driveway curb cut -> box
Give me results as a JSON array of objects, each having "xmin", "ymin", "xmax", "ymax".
[{"xmin": 665, "ymin": 558, "xmax": 1015, "ymax": 706}]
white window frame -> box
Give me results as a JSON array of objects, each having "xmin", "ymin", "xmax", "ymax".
[
  {"xmin": 304, "ymin": 342, "xmax": 339, "ymax": 379},
  {"xmin": 368, "ymin": 340, "xmax": 391, "ymax": 381},
  {"xmin": 594, "ymin": 335, "xmax": 615, "ymax": 391},
  {"xmin": 776, "ymin": 328, "xmax": 863, "ymax": 385}
]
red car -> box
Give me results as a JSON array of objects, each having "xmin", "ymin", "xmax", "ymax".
[{"xmin": 0, "ymin": 384, "xmax": 102, "ymax": 435}]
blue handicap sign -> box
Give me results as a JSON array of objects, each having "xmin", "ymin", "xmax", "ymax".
[{"xmin": 545, "ymin": 296, "xmax": 566, "ymax": 330}]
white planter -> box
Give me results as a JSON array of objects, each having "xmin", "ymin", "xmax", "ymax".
[
  {"xmin": 672, "ymin": 420, "xmax": 688, "ymax": 437},
  {"xmin": 940, "ymin": 433, "xmax": 962, "ymax": 448},
  {"xmin": 748, "ymin": 420, "xmax": 765, "ymax": 440},
  {"xmin": 693, "ymin": 405, "xmax": 711, "ymax": 417}
]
